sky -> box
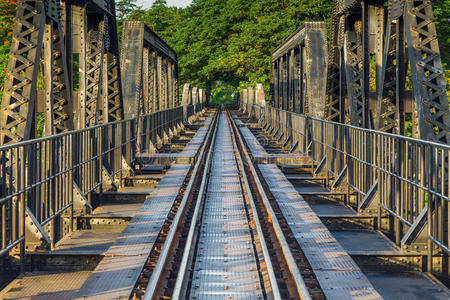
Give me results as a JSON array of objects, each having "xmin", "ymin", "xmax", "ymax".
[{"xmin": 139, "ymin": 0, "xmax": 192, "ymax": 9}]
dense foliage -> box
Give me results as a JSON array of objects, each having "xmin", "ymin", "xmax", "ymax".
[
  {"xmin": 125, "ymin": 0, "xmax": 333, "ymax": 96},
  {"xmin": 123, "ymin": 0, "xmax": 450, "ymax": 99},
  {"xmin": 0, "ymin": 0, "xmax": 448, "ymax": 103},
  {"xmin": 433, "ymin": 0, "xmax": 450, "ymax": 98},
  {"xmin": 0, "ymin": 0, "xmax": 16, "ymax": 100}
]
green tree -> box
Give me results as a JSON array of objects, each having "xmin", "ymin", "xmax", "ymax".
[
  {"xmin": 116, "ymin": 0, "xmax": 137, "ymax": 21},
  {"xmin": 0, "ymin": 0, "xmax": 16, "ymax": 100},
  {"xmin": 432, "ymin": 0, "xmax": 450, "ymax": 99},
  {"xmin": 0, "ymin": 0, "xmax": 449, "ymax": 105},
  {"xmin": 116, "ymin": 0, "xmax": 138, "ymax": 38}
]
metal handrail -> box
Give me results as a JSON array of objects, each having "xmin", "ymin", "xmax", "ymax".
[
  {"xmin": 0, "ymin": 105, "xmax": 196, "ymax": 263},
  {"xmin": 244, "ymin": 102, "xmax": 450, "ymax": 275}
]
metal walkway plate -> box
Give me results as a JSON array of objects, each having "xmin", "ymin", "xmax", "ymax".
[
  {"xmin": 73, "ymin": 164, "xmax": 191, "ymax": 300},
  {"xmin": 239, "ymin": 127, "xmax": 268, "ymax": 156},
  {"xmin": 239, "ymin": 126, "xmax": 310, "ymax": 165},
  {"xmin": 190, "ymin": 113, "xmax": 263, "ymax": 300},
  {"xmin": 258, "ymin": 164, "xmax": 382, "ymax": 300},
  {"xmin": 0, "ymin": 271, "xmax": 91, "ymax": 300},
  {"xmin": 37, "ymin": 230, "xmax": 122, "ymax": 256}
]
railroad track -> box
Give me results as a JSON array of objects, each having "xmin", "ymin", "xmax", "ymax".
[{"xmin": 131, "ymin": 108, "xmax": 326, "ymax": 300}]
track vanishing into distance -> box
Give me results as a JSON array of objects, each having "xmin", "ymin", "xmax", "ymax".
[
  {"xmin": 2, "ymin": 0, "xmax": 450, "ymax": 296},
  {"xmin": 129, "ymin": 109, "xmax": 321, "ymax": 300},
  {"xmin": 2, "ymin": 106, "xmax": 449, "ymax": 299}
]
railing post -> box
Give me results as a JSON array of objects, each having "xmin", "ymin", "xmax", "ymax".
[
  {"xmin": 19, "ymin": 146, "xmax": 25, "ymax": 272},
  {"xmin": 182, "ymin": 84, "xmax": 191, "ymax": 123},
  {"xmin": 376, "ymin": 133, "xmax": 382, "ymax": 230},
  {"xmin": 427, "ymin": 144, "xmax": 433, "ymax": 273}
]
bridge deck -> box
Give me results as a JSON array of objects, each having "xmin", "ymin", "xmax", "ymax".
[
  {"xmin": 258, "ymin": 164, "xmax": 381, "ymax": 299},
  {"xmin": 1, "ymin": 164, "xmax": 191, "ymax": 300},
  {"xmin": 136, "ymin": 117, "xmax": 212, "ymax": 165},
  {"xmin": 190, "ymin": 113, "xmax": 264, "ymax": 299},
  {"xmin": 239, "ymin": 126, "xmax": 310, "ymax": 165},
  {"xmin": 237, "ymin": 112, "xmax": 450, "ymax": 299},
  {"xmin": 73, "ymin": 164, "xmax": 190, "ymax": 299},
  {"xmin": 0, "ymin": 271, "xmax": 92, "ymax": 300},
  {"xmin": 295, "ymin": 181, "xmax": 450, "ymax": 299}
]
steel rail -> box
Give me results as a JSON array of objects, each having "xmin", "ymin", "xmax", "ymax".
[
  {"xmin": 171, "ymin": 109, "xmax": 219, "ymax": 299},
  {"xmin": 143, "ymin": 111, "xmax": 218, "ymax": 300},
  {"xmin": 226, "ymin": 110, "xmax": 282, "ymax": 300},
  {"xmin": 227, "ymin": 110, "xmax": 312, "ymax": 300}
]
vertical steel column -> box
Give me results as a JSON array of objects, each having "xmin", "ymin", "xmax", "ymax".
[
  {"xmin": 270, "ymin": 61, "xmax": 276, "ymax": 108},
  {"xmin": 157, "ymin": 54, "xmax": 163, "ymax": 111},
  {"xmin": 182, "ymin": 83, "xmax": 191, "ymax": 121},
  {"xmin": 70, "ymin": 4, "xmax": 87, "ymax": 129},
  {"xmin": 0, "ymin": 2, "xmax": 43, "ymax": 143},
  {"xmin": 103, "ymin": 1, "xmax": 124, "ymax": 122},
  {"xmin": 192, "ymin": 87, "xmax": 199, "ymax": 112},
  {"xmin": 142, "ymin": 47, "xmax": 150, "ymax": 115},
  {"xmin": 288, "ymin": 49, "xmax": 294, "ymax": 112},
  {"xmin": 361, "ymin": 1, "xmax": 370, "ymax": 128},
  {"xmin": 278, "ymin": 58, "xmax": 283, "ymax": 109},
  {"xmin": 403, "ymin": 0, "xmax": 450, "ymax": 143},
  {"xmin": 304, "ymin": 23, "xmax": 328, "ymax": 119},
  {"xmin": 293, "ymin": 47, "xmax": 301, "ymax": 114},
  {"xmin": 152, "ymin": 51, "xmax": 159, "ymax": 113},
  {"xmin": 243, "ymin": 89, "xmax": 248, "ymax": 113},
  {"xmin": 282, "ymin": 55, "xmax": 288, "ymax": 111},
  {"xmin": 120, "ymin": 22, "xmax": 144, "ymax": 119},
  {"xmin": 166, "ymin": 59, "xmax": 170, "ymax": 109},
  {"xmin": 376, "ymin": 1, "xmax": 408, "ymax": 135},
  {"xmin": 83, "ymin": 24, "xmax": 105, "ymax": 127},
  {"xmin": 173, "ymin": 63, "xmax": 179, "ymax": 107},
  {"xmin": 325, "ymin": 0, "xmax": 344, "ymax": 123},
  {"xmin": 300, "ymin": 45, "xmax": 306, "ymax": 114},
  {"xmin": 343, "ymin": 25, "xmax": 365, "ymax": 127}
]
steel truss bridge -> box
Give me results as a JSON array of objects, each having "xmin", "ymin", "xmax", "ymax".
[{"xmin": 0, "ymin": 0, "xmax": 450, "ymax": 299}]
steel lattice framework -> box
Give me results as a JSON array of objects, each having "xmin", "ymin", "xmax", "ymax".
[
  {"xmin": 0, "ymin": 0, "xmax": 123, "ymax": 145},
  {"xmin": 325, "ymin": 0, "xmax": 449, "ymax": 143},
  {"xmin": 120, "ymin": 21, "xmax": 179, "ymax": 120},
  {"xmin": 270, "ymin": 22, "xmax": 328, "ymax": 119}
]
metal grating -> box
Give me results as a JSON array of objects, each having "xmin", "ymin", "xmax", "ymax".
[
  {"xmin": 239, "ymin": 127, "xmax": 268, "ymax": 156},
  {"xmin": 238, "ymin": 125, "xmax": 311, "ymax": 165},
  {"xmin": 258, "ymin": 163, "xmax": 382, "ymax": 299},
  {"xmin": 190, "ymin": 113, "xmax": 263, "ymax": 300}
]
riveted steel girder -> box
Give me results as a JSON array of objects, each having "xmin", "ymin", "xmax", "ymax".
[
  {"xmin": 326, "ymin": 0, "xmax": 449, "ymax": 143},
  {"xmin": 0, "ymin": 0, "xmax": 124, "ymax": 146},
  {"xmin": 0, "ymin": 0, "xmax": 74, "ymax": 144},
  {"xmin": 271, "ymin": 22, "xmax": 328, "ymax": 119},
  {"xmin": 120, "ymin": 22, "xmax": 178, "ymax": 120}
]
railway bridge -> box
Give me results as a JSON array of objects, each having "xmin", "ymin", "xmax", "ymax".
[{"xmin": 1, "ymin": 0, "xmax": 450, "ymax": 299}]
